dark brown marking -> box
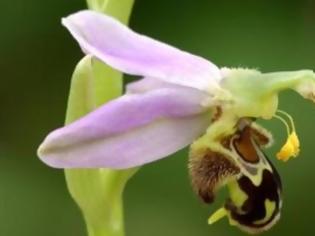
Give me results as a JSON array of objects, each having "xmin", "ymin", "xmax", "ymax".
[
  {"xmin": 233, "ymin": 127, "xmax": 260, "ymax": 164},
  {"xmin": 211, "ymin": 106, "xmax": 222, "ymax": 122},
  {"xmin": 225, "ymin": 121, "xmax": 282, "ymax": 230},
  {"xmin": 225, "ymin": 163, "xmax": 281, "ymax": 229}
]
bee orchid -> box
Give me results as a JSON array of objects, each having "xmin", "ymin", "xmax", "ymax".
[{"xmin": 38, "ymin": 10, "xmax": 315, "ymax": 233}]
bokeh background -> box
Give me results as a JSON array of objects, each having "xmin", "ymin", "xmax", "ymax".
[{"xmin": 1, "ymin": 0, "xmax": 315, "ymax": 235}]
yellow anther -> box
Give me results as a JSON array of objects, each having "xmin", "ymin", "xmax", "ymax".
[
  {"xmin": 208, "ymin": 207, "xmax": 227, "ymax": 225},
  {"xmin": 276, "ymin": 132, "xmax": 300, "ymax": 161},
  {"xmin": 290, "ymin": 131, "xmax": 300, "ymax": 150},
  {"xmin": 274, "ymin": 110, "xmax": 300, "ymax": 162}
]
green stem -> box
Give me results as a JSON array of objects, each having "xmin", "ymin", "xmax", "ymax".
[
  {"xmin": 64, "ymin": 1, "xmax": 135, "ymax": 236},
  {"xmin": 65, "ymin": 168, "xmax": 137, "ymax": 236}
]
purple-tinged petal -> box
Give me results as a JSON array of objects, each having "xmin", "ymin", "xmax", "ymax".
[
  {"xmin": 126, "ymin": 77, "xmax": 185, "ymax": 94},
  {"xmin": 39, "ymin": 114, "xmax": 210, "ymax": 169},
  {"xmin": 38, "ymin": 88, "xmax": 211, "ymax": 169},
  {"xmin": 62, "ymin": 10, "xmax": 221, "ymax": 92}
]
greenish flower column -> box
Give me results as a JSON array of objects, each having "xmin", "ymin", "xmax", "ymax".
[{"xmin": 64, "ymin": 1, "xmax": 135, "ymax": 236}]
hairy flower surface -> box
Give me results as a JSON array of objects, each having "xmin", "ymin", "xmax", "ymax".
[{"xmin": 38, "ymin": 10, "xmax": 315, "ymax": 233}]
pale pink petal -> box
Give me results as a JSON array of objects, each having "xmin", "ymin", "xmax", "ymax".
[
  {"xmin": 38, "ymin": 88, "xmax": 211, "ymax": 168},
  {"xmin": 39, "ymin": 114, "xmax": 210, "ymax": 169},
  {"xmin": 126, "ymin": 77, "xmax": 184, "ymax": 94},
  {"xmin": 62, "ymin": 10, "xmax": 221, "ymax": 92}
]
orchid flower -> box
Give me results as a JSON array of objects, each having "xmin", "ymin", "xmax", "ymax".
[{"xmin": 38, "ymin": 10, "xmax": 315, "ymax": 233}]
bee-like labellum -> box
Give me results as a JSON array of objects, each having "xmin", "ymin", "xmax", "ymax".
[{"xmin": 189, "ymin": 118, "xmax": 282, "ymax": 234}]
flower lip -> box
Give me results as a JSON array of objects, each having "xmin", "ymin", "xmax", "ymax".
[{"xmin": 61, "ymin": 10, "xmax": 222, "ymax": 93}]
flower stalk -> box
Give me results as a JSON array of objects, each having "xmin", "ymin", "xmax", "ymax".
[
  {"xmin": 64, "ymin": 1, "xmax": 135, "ymax": 236},
  {"xmin": 87, "ymin": 0, "xmax": 134, "ymax": 23}
]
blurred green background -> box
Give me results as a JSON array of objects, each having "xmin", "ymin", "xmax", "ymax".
[{"xmin": 1, "ymin": 0, "xmax": 315, "ymax": 235}]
